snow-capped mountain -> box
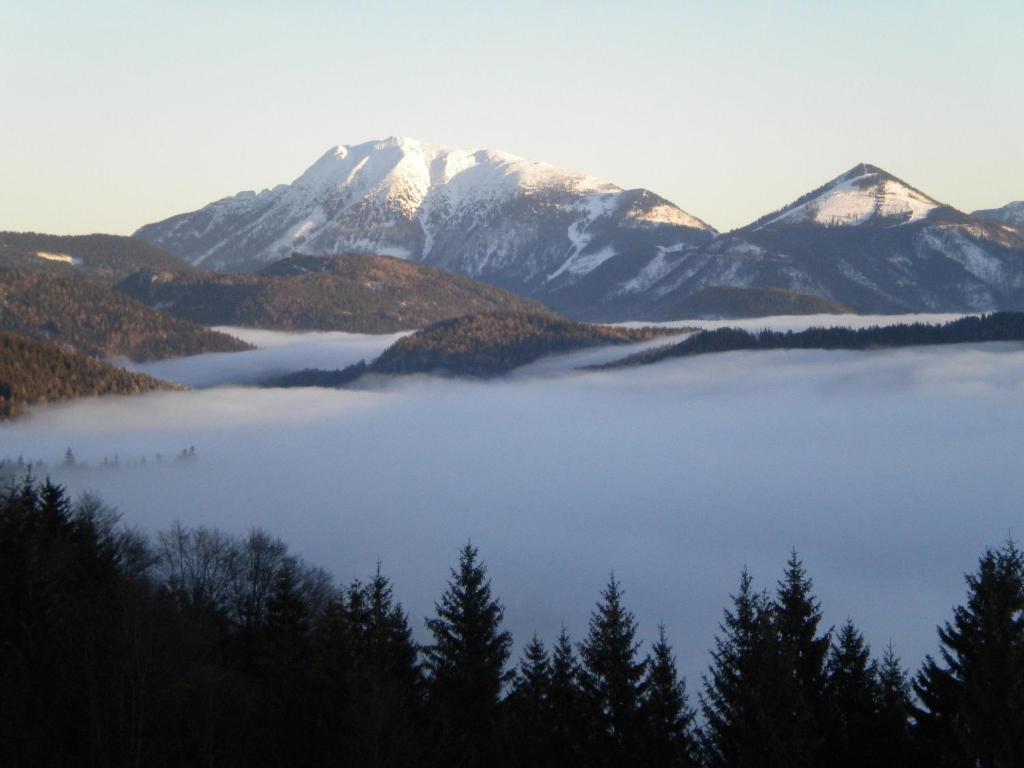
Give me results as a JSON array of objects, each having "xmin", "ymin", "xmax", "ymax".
[
  {"xmin": 972, "ymin": 201, "xmax": 1024, "ymax": 230},
  {"xmin": 136, "ymin": 149, "xmax": 1024, "ymax": 319},
  {"xmin": 642, "ymin": 164, "xmax": 1024, "ymax": 317},
  {"xmin": 135, "ymin": 137, "xmax": 715, "ymax": 316}
]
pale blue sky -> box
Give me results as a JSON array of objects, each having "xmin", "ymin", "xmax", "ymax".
[{"xmin": 2, "ymin": 0, "xmax": 1021, "ymax": 235}]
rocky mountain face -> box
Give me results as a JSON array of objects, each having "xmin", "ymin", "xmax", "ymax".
[
  {"xmin": 642, "ymin": 165, "xmax": 1024, "ymax": 317},
  {"xmin": 137, "ymin": 144, "xmax": 1024, "ymax": 319},
  {"xmin": 134, "ymin": 137, "xmax": 716, "ymax": 317}
]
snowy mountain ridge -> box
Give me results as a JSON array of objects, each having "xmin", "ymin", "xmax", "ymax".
[
  {"xmin": 136, "ymin": 144, "xmax": 1024, "ymax": 319},
  {"xmin": 136, "ymin": 137, "xmax": 712, "ymax": 290},
  {"xmin": 638, "ymin": 165, "xmax": 1024, "ymax": 318},
  {"xmin": 749, "ymin": 164, "xmax": 941, "ymax": 231}
]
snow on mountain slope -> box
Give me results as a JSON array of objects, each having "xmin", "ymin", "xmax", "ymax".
[
  {"xmin": 136, "ymin": 150, "xmax": 1024, "ymax": 321},
  {"xmin": 752, "ymin": 164, "xmax": 941, "ymax": 230},
  {"xmin": 643, "ymin": 164, "xmax": 1024, "ymax": 318},
  {"xmin": 135, "ymin": 137, "xmax": 715, "ymax": 316},
  {"xmin": 972, "ymin": 201, "xmax": 1024, "ymax": 229}
]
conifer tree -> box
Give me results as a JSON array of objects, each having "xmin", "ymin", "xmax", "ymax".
[
  {"xmin": 771, "ymin": 550, "xmax": 830, "ymax": 766},
  {"xmin": 260, "ymin": 558, "xmax": 316, "ymax": 764},
  {"xmin": 511, "ymin": 634, "xmax": 552, "ymax": 712},
  {"xmin": 915, "ymin": 540, "xmax": 1024, "ymax": 767},
  {"xmin": 579, "ymin": 574, "xmax": 648, "ymax": 763},
  {"xmin": 701, "ymin": 568, "xmax": 778, "ymax": 768},
  {"xmin": 264, "ymin": 557, "xmax": 311, "ymax": 663},
  {"xmin": 506, "ymin": 635, "xmax": 556, "ymax": 767},
  {"xmin": 549, "ymin": 626, "xmax": 588, "ymax": 764},
  {"xmin": 641, "ymin": 624, "xmax": 700, "ymax": 767},
  {"xmin": 823, "ymin": 619, "xmax": 880, "ymax": 768},
  {"xmin": 424, "ymin": 543, "xmax": 512, "ymax": 766},
  {"xmin": 875, "ymin": 643, "xmax": 913, "ymax": 767},
  {"xmin": 342, "ymin": 566, "xmax": 424, "ymax": 767},
  {"xmin": 365, "ymin": 565, "xmax": 422, "ymax": 701}
]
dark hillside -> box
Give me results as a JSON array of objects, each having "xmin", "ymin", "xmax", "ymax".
[
  {"xmin": 606, "ymin": 312, "xmax": 1024, "ymax": 368},
  {"xmin": 0, "ymin": 231, "xmax": 193, "ymax": 285},
  {"xmin": 0, "ymin": 331, "xmax": 180, "ymax": 418},
  {"xmin": 118, "ymin": 252, "xmax": 553, "ymax": 333},
  {"xmin": 0, "ymin": 271, "xmax": 250, "ymax": 361},
  {"xmin": 269, "ymin": 311, "xmax": 683, "ymax": 386}
]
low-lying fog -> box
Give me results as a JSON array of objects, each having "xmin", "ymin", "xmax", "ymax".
[{"xmin": 4, "ymin": 313, "xmax": 1022, "ymax": 688}]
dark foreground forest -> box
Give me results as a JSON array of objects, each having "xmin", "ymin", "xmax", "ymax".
[{"xmin": 1, "ymin": 479, "xmax": 1022, "ymax": 767}]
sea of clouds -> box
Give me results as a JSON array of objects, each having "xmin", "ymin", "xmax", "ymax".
[{"xmin": 3, "ymin": 313, "xmax": 1022, "ymax": 688}]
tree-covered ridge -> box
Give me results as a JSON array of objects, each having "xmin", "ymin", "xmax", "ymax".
[
  {"xmin": 371, "ymin": 312, "xmax": 678, "ymax": 376},
  {"xmin": 116, "ymin": 253, "xmax": 553, "ymax": 334},
  {"xmin": 0, "ymin": 270, "xmax": 251, "ymax": 361},
  {"xmin": 652, "ymin": 285, "xmax": 851, "ymax": 320},
  {"xmin": 0, "ymin": 331, "xmax": 181, "ymax": 418},
  {"xmin": 268, "ymin": 311, "xmax": 685, "ymax": 387},
  {"xmin": 2, "ymin": 479, "xmax": 1022, "ymax": 767},
  {"xmin": 608, "ymin": 312, "xmax": 1024, "ymax": 368},
  {"xmin": 0, "ymin": 231, "xmax": 193, "ymax": 286}
]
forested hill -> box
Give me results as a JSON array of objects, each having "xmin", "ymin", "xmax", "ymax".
[
  {"xmin": 117, "ymin": 253, "xmax": 552, "ymax": 333},
  {"xmin": 268, "ymin": 311, "xmax": 683, "ymax": 386},
  {"xmin": 606, "ymin": 312, "xmax": 1024, "ymax": 368},
  {"xmin": 0, "ymin": 331, "xmax": 180, "ymax": 418},
  {"xmin": 0, "ymin": 231, "xmax": 193, "ymax": 286},
  {"xmin": 0, "ymin": 270, "xmax": 251, "ymax": 361}
]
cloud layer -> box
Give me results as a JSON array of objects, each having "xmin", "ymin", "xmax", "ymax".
[{"xmin": 4, "ymin": 317, "xmax": 1023, "ymax": 687}]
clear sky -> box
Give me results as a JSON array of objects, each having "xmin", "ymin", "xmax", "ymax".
[{"xmin": 2, "ymin": 0, "xmax": 1021, "ymax": 235}]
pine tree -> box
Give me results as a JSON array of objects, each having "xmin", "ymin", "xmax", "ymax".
[
  {"xmin": 260, "ymin": 557, "xmax": 315, "ymax": 764},
  {"xmin": 424, "ymin": 543, "xmax": 512, "ymax": 766},
  {"xmin": 701, "ymin": 568, "xmax": 778, "ymax": 768},
  {"xmin": 771, "ymin": 550, "xmax": 830, "ymax": 767},
  {"xmin": 342, "ymin": 566, "xmax": 425, "ymax": 767},
  {"xmin": 506, "ymin": 635, "xmax": 555, "ymax": 767},
  {"xmin": 365, "ymin": 564, "xmax": 422, "ymax": 702},
  {"xmin": 914, "ymin": 540, "xmax": 1024, "ymax": 767},
  {"xmin": 823, "ymin": 619, "xmax": 880, "ymax": 768},
  {"xmin": 511, "ymin": 634, "xmax": 552, "ymax": 712},
  {"xmin": 641, "ymin": 624, "xmax": 700, "ymax": 767},
  {"xmin": 875, "ymin": 643, "xmax": 913, "ymax": 767},
  {"xmin": 549, "ymin": 626, "xmax": 588, "ymax": 765},
  {"xmin": 264, "ymin": 557, "xmax": 311, "ymax": 664},
  {"xmin": 579, "ymin": 574, "xmax": 648, "ymax": 764}
]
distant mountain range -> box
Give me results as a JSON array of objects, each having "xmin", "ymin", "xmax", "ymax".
[{"xmin": 136, "ymin": 138, "xmax": 1024, "ymax": 320}]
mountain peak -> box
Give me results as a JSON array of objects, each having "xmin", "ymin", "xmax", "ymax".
[
  {"xmin": 135, "ymin": 137, "xmax": 714, "ymax": 286},
  {"xmin": 747, "ymin": 163, "xmax": 941, "ymax": 230}
]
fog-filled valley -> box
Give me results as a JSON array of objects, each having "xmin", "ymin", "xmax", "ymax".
[{"xmin": 4, "ymin": 313, "xmax": 1022, "ymax": 689}]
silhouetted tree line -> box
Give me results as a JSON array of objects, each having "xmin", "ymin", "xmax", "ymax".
[
  {"xmin": 2, "ymin": 479, "xmax": 1022, "ymax": 767},
  {"xmin": 620, "ymin": 311, "xmax": 1024, "ymax": 368}
]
